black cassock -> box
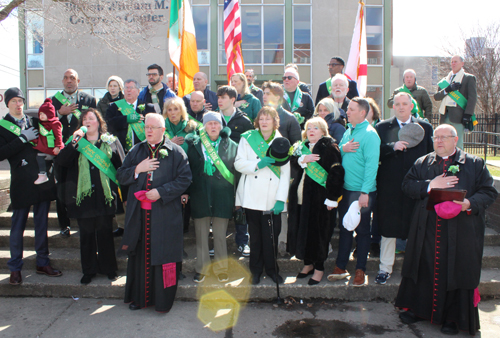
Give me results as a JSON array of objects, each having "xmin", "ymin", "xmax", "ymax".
[
  {"xmin": 124, "ymin": 142, "xmax": 180, "ymax": 313},
  {"xmin": 395, "ymin": 150, "xmax": 498, "ymax": 335}
]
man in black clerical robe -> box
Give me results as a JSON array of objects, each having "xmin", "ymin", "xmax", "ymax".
[
  {"xmin": 396, "ymin": 124, "xmax": 497, "ymax": 335},
  {"xmin": 117, "ymin": 113, "xmax": 191, "ymax": 312}
]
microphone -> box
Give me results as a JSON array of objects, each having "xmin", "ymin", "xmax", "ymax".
[{"xmin": 72, "ymin": 126, "xmax": 87, "ymax": 144}]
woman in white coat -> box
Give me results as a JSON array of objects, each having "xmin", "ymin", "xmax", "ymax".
[{"xmin": 235, "ymin": 106, "xmax": 291, "ymax": 285}]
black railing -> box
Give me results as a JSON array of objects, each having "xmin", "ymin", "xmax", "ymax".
[{"xmin": 429, "ymin": 113, "xmax": 500, "ymax": 158}]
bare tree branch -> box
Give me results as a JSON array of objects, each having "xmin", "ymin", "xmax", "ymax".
[{"xmin": 0, "ymin": 0, "xmax": 25, "ymax": 22}]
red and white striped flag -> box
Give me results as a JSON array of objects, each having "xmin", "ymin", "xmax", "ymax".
[
  {"xmin": 224, "ymin": 0, "xmax": 245, "ymax": 83},
  {"xmin": 345, "ymin": 1, "xmax": 367, "ymax": 97}
]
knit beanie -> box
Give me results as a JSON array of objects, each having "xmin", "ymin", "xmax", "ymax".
[
  {"xmin": 203, "ymin": 111, "xmax": 222, "ymax": 126},
  {"xmin": 4, "ymin": 87, "xmax": 25, "ymax": 107},
  {"xmin": 106, "ymin": 76, "xmax": 124, "ymax": 92},
  {"xmin": 38, "ymin": 98, "xmax": 58, "ymax": 122}
]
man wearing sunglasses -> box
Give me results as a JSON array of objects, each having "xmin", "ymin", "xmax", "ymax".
[
  {"xmin": 281, "ymin": 68, "xmax": 314, "ymax": 126},
  {"xmin": 138, "ymin": 64, "xmax": 177, "ymax": 114},
  {"xmin": 315, "ymin": 56, "xmax": 359, "ymax": 106}
]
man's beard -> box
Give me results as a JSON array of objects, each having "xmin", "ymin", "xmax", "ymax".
[
  {"xmin": 333, "ymin": 92, "xmax": 346, "ymax": 100},
  {"xmin": 149, "ymin": 78, "xmax": 160, "ymax": 86}
]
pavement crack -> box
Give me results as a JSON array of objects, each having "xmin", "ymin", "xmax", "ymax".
[{"xmin": 37, "ymin": 299, "xmax": 75, "ymax": 337}]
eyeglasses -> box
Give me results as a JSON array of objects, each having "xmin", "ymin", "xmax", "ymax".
[
  {"xmin": 282, "ymin": 76, "xmax": 296, "ymax": 81},
  {"xmin": 327, "ymin": 63, "xmax": 343, "ymax": 67},
  {"xmin": 146, "ymin": 73, "xmax": 159, "ymax": 77},
  {"xmin": 431, "ymin": 135, "xmax": 455, "ymax": 142},
  {"xmin": 145, "ymin": 126, "xmax": 163, "ymax": 131}
]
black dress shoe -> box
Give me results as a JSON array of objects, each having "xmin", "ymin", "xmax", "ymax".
[
  {"xmin": 9, "ymin": 271, "xmax": 22, "ymax": 285},
  {"xmin": 399, "ymin": 310, "xmax": 422, "ymax": 325},
  {"xmin": 296, "ymin": 269, "xmax": 314, "ymax": 279},
  {"xmin": 252, "ymin": 275, "xmax": 261, "ymax": 285},
  {"xmin": 441, "ymin": 321, "xmax": 459, "ymax": 335},
  {"xmin": 81, "ymin": 274, "xmax": 95, "ymax": 285},
  {"xmin": 308, "ymin": 278, "xmax": 321, "ymax": 285},
  {"xmin": 60, "ymin": 228, "xmax": 70, "ymax": 238},
  {"xmin": 113, "ymin": 228, "xmax": 124, "ymax": 237},
  {"xmin": 269, "ymin": 274, "xmax": 284, "ymax": 284},
  {"xmin": 36, "ymin": 265, "xmax": 63, "ymax": 277},
  {"xmin": 107, "ymin": 273, "xmax": 118, "ymax": 281},
  {"xmin": 129, "ymin": 303, "xmax": 141, "ymax": 310}
]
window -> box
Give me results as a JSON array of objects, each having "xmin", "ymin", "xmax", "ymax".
[
  {"xmin": 293, "ymin": 5, "xmax": 311, "ymax": 64},
  {"xmin": 192, "ymin": 5, "xmax": 210, "ymax": 65},
  {"xmin": 365, "ymin": 6, "xmax": 383, "ymax": 65},
  {"xmin": 26, "ymin": 11, "xmax": 44, "ymax": 69}
]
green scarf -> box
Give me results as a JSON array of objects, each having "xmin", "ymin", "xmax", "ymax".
[
  {"xmin": 203, "ymin": 136, "xmax": 221, "ymax": 176},
  {"xmin": 258, "ymin": 130, "xmax": 276, "ymax": 144},
  {"xmin": 283, "ymin": 88, "xmax": 303, "ymax": 112},
  {"xmin": 76, "ymin": 140, "xmax": 114, "ymax": 207},
  {"xmin": 165, "ymin": 119, "xmax": 187, "ymax": 139}
]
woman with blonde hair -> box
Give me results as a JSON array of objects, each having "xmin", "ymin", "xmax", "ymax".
[
  {"xmin": 231, "ymin": 73, "xmax": 262, "ymax": 121},
  {"xmin": 163, "ymin": 97, "xmax": 199, "ymax": 153},
  {"xmin": 97, "ymin": 76, "xmax": 124, "ymax": 116},
  {"xmin": 314, "ymin": 98, "xmax": 345, "ymax": 144},
  {"xmin": 288, "ymin": 117, "xmax": 344, "ymax": 285}
]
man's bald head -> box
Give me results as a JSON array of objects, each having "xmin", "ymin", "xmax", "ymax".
[
  {"xmin": 190, "ymin": 91, "xmax": 206, "ymax": 113},
  {"xmin": 193, "ymin": 72, "xmax": 209, "ymax": 91},
  {"xmin": 63, "ymin": 69, "xmax": 80, "ymax": 94}
]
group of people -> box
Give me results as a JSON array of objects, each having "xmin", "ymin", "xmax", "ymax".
[{"xmin": 1, "ymin": 54, "xmax": 495, "ymax": 336}]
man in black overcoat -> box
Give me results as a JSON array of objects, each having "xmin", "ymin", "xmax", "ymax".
[
  {"xmin": 51, "ymin": 69, "xmax": 97, "ymax": 237},
  {"xmin": 396, "ymin": 124, "xmax": 497, "ymax": 335},
  {"xmin": 374, "ymin": 92, "xmax": 433, "ymax": 285},
  {"xmin": 0, "ymin": 88, "xmax": 60, "ymax": 285},
  {"xmin": 117, "ymin": 113, "xmax": 191, "ymax": 312}
]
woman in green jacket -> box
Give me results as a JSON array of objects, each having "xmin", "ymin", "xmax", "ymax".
[
  {"xmin": 231, "ymin": 73, "xmax": 262, "ymax": 121},
  {"xmin": 182, "ymin": 112, "xmax": 239, "ymax": 283},
  {"xmin": 162, "ymin": 97, "xmax": 199, "ymax": 154}
]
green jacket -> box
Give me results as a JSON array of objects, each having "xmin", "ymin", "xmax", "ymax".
[
  {"xmin": 185, "ymin": 127, "xmax": 238, "ymax": 219},
  {"xmin": 238, "ymin": 93, "xmax": 262, "ymax": 121},
  {"xmin": 339, "ymin": 119, "xmax": 380, "ymax": 193},
  {"xmin": 387, "ymin": 84, "xmax": 433, "ymax": 120},
  {"xmin": 164, "ymin": 118, "xmax": 198, "ymax": 153}
]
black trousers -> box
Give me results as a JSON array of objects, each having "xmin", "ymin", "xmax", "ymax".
[
  {"xmin": 245, "ymin": 209, "xmax": 281, "ymax": 278},
  {"xmin": 77, "ymin": 215, "xmax": 117, "ymax": 275}
]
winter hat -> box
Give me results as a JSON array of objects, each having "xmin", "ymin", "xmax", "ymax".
[
  {"xmin": 343, "ymin": 201, "xmax": 361, "ymax": 231},
  {"xmin": 4, "ymin": 87, "xmax": 25, "ymax": 107},
  {"xmin": 434, "ymin": 201, "xmax": 462, "ymax": 219},
  {"xmin": 38, "ymin": 98, "xmax": 58, "ymax": 122},
  {"xmin": 106, "ymin": 76, "xmax": 124, "ymax": 92},
  {"xmin": 203, "ymin": 111, "xmax": 222, "ymax": 126},
  {"xmin": 266, "ymin": 137, "xmax": 291, "ymax": 167}
]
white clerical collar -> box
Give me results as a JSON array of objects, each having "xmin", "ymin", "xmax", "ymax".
[
  {"xmin": 441, "ymin": 149, "xmax": 457, "ymax": 160},
  {"xmin": 397, "ymin": 117, "xmax": 412, "ymax": 128}
]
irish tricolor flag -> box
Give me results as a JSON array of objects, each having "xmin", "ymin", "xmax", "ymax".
[
  {"xmin": 168, "ymin": 0, "xmax": 199, "ymax": 97},
  {"xmin": 345, "ymin": 1, "xmax": 367, "ymax": 98}
]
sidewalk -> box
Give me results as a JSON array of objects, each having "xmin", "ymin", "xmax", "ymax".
[{"xmin": 0, "ymin": 297, "xmax": 499, "ymax": 337}]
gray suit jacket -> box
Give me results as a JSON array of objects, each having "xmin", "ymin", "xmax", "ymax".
[{"xmin": 434, "ymin": 71, "xmax": 477, "ymax": 124}]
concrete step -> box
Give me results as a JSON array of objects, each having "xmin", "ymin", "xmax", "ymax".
[
  {"xmin": 1, "ymin": 268, "xmax": 499, "ymax": 301},
  {"xmin": 2, "ymin": 245, "xmax": 500, "ymax": 275}
]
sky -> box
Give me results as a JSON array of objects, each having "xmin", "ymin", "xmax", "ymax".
[{"xmin": 0, "ymin": 0, "xmax": 498, "ymax": 89}]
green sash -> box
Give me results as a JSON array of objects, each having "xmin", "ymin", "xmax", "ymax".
[
  {"xmin": 73, "ymin": 137, "xmax": 120, "ymax": 188},
  {"xmin": 38, "ymin": 124, "xmax": 55, "ymax": 148},
  {"xmin": 54, "ymin": 91, "xmax": 82, "ymax": 119},
  {"xmin": 0, "ymin": 118, "xmax": 21, "ymax": 136},
  {"xmin": 438, "ymin": 79, "xmax": 478, "ymax": 130},
  {"xmin": 199, "ymin": 129, "xmax": 234, "ymax": 185},
  {"xmin": 399, "ymin": 85, "xmax": 423, "ymax": 118},
  {"xmin": 326, "ymin": 77, "xmax": 333, "ymax": 95},
  {"xmin": 241, "ymin": 130, "xmax": 280, "ymax": 178},
  {"xmin": 283, "ymin": 88, "xmax": 302, "ymax": 112},
  {"xmin": 0, "ymin": 118, "xmax": 35, "ymax": 145},
  {"xmin": 115, "ymin": 99, "xmax": 146, "ymax": 142},
  {"xmin": 300, "ymin": 142, "xmax": 328, "ymax": 187},
  {"xmin": 188, "ymin": 115, "xmax": 203, "ymax": 129}
]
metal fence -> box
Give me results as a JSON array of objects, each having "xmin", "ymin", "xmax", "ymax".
[{"xmin": 429, "ymin": 113, "xmax": 500, "ymax": 158}]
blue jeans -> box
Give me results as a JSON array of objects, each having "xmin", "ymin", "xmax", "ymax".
[
  {"xmin": 336, "ymin": 189, "xmax": 376, "ymax": 272},
  {"xmin": 234, "ymin": 221, "xmax": 249, "ymax": 246},
  {"xmin": 8, "ymin": 200, "xmax": 51, "ymax": 271}
]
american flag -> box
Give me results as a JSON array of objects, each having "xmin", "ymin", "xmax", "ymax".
[{"xmin": 224, "ymin": 0, "xmax": 244, "ymax": 83}]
